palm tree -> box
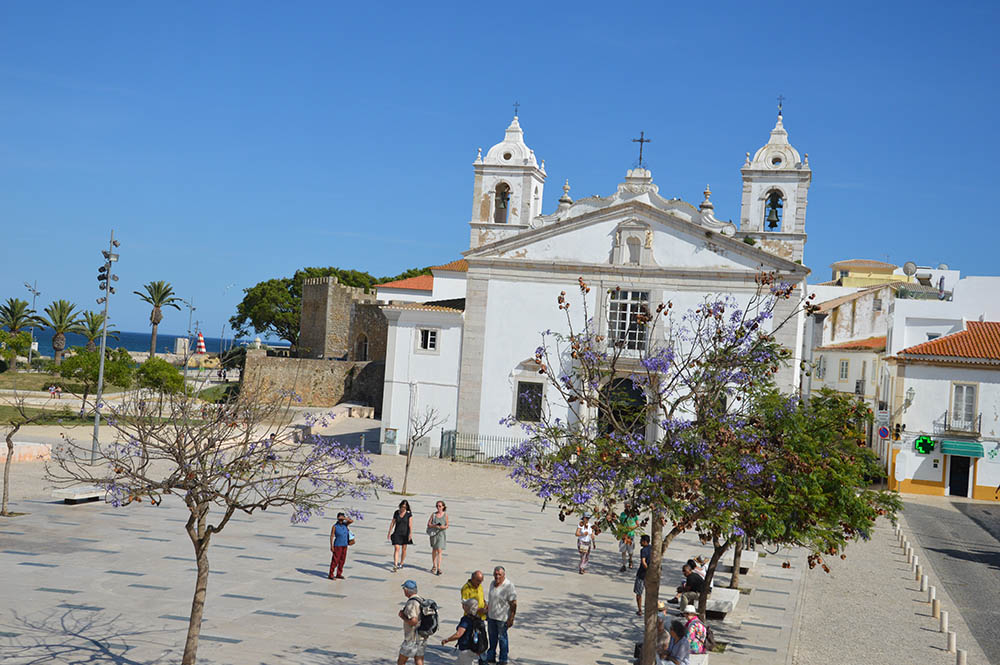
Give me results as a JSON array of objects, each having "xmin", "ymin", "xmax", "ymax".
[
  {"xmin": 134, "ymin": 281, "xmax": 181, "ymax": 358},
  {"xmin": 0, "ymin": 298, "xmax": 39, "ymax": 333},
  {"xmin": 80, "ymin": 311, "xmax": 119, "ymax": 352},
  {"xmin": 38, "ymin": 300, "xmax": 83, "ymax": 365}
]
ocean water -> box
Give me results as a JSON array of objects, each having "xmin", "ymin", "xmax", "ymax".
[{"xmin": 26, "ymin": 329, "xmax": 288, "ymax": 357}]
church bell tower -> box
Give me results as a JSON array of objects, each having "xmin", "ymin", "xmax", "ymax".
[
  {"xmin": 468, "ymin": 115, "xmax": 546, "ymax": 250},
  {"xmin": 737, "ymin": 111, "xmax": 811, "ymax": 263}
]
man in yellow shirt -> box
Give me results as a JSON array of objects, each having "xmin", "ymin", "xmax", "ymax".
[{"xmin": 460, "ymin": 570, "xmax": 487, "ymax": 618}]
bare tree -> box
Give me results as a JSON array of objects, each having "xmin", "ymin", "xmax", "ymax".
[
  {"xmin": 48, "ymin": 381, "xmax": 392, "ymax": 665},
  {"xmin": 3, "ymin": 393, "xmax": 49, "ymax": 517},
  {"xmin": 401, "ymin": 406, "xmax": 444, "ymax": 495}
]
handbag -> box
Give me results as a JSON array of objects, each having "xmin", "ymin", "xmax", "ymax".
[{"xmin": 347, "ymin": 529, "xmax": 356, "ymax": 546}]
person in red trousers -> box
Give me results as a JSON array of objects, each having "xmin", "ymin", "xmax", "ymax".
[{"xmin": 329, "ymin": 512, "xmax": 353, "ymax": 579}]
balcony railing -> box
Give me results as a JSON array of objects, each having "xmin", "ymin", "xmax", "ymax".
[{"xmin": 942, "ymin": 411, "xmax": 982, "ymax": 435}]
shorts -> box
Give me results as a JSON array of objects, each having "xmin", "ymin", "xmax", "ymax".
[
  {"xmin": 619, "ymin": 539, "xmax": 635, "ymax": 554},
  {"xmin": 399, "ymin": 637, "xmax": 427, "ymax": 658},
  {"xmin": 634, "ymin": 577, "xmax": 645, "ymax": 595}
]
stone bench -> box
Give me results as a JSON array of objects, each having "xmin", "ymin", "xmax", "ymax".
[
  {"xmin": 704, "ymin": 586, "xmax": 740, "ymax": 617},
  {"xmin": 721, "ymin": 549, "xmax": 758, "ymax": 574},
  {"xmin": 52, "ymin": 486, "xmax": 104, "ymax": 504},
  {"xmin": 651, "ymin": 650, "xmax": 710, "ymax": 664}
]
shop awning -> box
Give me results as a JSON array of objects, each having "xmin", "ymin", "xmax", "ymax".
[{"xmin": 941, "ymin": 440, "xmax": 985, "ymax": 458}]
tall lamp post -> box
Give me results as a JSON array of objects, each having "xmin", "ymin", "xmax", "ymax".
[
  {"xmin": 180, "ymin": 297, "xmax": 196, "ymax": 382},
  {"xmin": 92, "ymin": 231, "xmax": 120, "ymax": 463},
  {"xmin": 220, "ymin": 283, "xmax": 236, "ymax": 356},
  {"xmin": 23, "ymin": 281, "xmax": 40, "ymax": 367}
]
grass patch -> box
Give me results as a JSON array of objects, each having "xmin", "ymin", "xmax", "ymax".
[
  {"xmin": 0, "ymin": 405, "xmax": 93, "ymax": 426},
  {"xmin": 0, "ymin": 371, "xmax": 125, "ymax": 394},
  {"xmin": 758, "ymin": 552, "xmax": 767, "ymax": 558},
  {"xmin": 0, "ymin": 512, "xmax": 30, "ymax": 518},
  {"xmin": 738, "ymin": 587, "xmax": 752, "ymax": 595},
  {"xmin": 197, "ymin": 382, "xmax": 240, "ymax": 404},
  {"xmin": 711, "ymin": 642, "xmax": 728, "ymax": 653}
]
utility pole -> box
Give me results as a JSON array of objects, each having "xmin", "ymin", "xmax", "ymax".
[
  {"xmin": 92, "ymin": 230, "xmax": 120, "ymax": 463},
  {"xmin": 181, "ymin": 297, "xmax": 195, "ymax": 383},
  {"xmin": 23, "ymin": 281, "xmax": 40, "ymax": 367},
  {"xmin": 221, "ymin": 283, "xmax": 235, "ymax": 356}
]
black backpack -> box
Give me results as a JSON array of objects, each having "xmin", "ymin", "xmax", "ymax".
[
  {"xmin": 703, "ymin": 623, "xmax": 717, "ymax": 652},
  {"xmin": 416, "ymin": 598, "xmax": 439, "ymax": 638},
  {"xmin": 459, "ymin": 616, "xmax": 489, "ymax": 655}
]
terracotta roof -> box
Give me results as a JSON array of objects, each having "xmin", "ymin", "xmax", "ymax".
[
  {"xmin": 898, "ymin": 321, "xmax": 1000, "ymax": 362},
  {"xmin": 830, "ymin": 259, "xmax": 898, "ymax": 271},
  {"xmin": 814, "ymin": 285, "xmax": 882, "ymax": 312},
  {"xmin": 376, "ymin": 274, "xmax": 434, "ymax": 292},
  {"xmin": 817, "ymin": 336, "xmax": 886, "ymax": 352},
  {"xmin": 430, "ymin": 259, "xmax": 468, "ymax": 272}
]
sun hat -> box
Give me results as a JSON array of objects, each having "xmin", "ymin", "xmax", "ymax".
[
  {"xmin": 683, "ymin": 605, "xmax": 697, "ymax": 614},
  {"xmin": 657, "ymin": 600, "xmax": 668, "ymax": 611},
  {"xmin": 401, "ymin": 580, "xmax": 418, "ymax": 590}
]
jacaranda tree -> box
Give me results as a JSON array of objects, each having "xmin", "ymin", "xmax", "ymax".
[
  {"xmin": 495, "ymin": 274, "xmax": 897, "ymax": 664},
  {"xmin": 49, "ymin": 381, "xmax": 392, "ymax": 664}
]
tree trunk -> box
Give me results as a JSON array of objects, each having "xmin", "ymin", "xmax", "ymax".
[
  {"xmin": 640, "ymin": 511, "xmax": 664, "ymax": 665},
  {"xmin": 53, "ymin": 333, "xmax": 65, "ymax": 366},
  {"xmin": 697, "ymin": 536, "xmax": 730, "ymax": 618},
  {"xmin": 2, "ymin": 425, "xmax": 18, "ymax": 516},
  {"xmin": 150, "ymin": 323, "xmax": 159, "ymax": 358},
  {"xmin": 183, "ymin": 508, "xmax": 211, "ymax": 665},
  {"xmin": 729, "ymin": 538, "xmax": 743, "ymax": 589},
  {"xmin": 86, "ymin": 340, "xmax": 97, "ymax": 352},
  {"xmin": 401, "ymin": 442, "xmax": 413, "ymax": 494}
]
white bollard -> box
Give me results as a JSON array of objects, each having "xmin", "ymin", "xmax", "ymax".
[
  {"xmin": 940, "ymin": 610, "xmax": 949, "ymax": 633},
  {"xmin": 913, "ymin": 555, "xmax": 919, "ymax": 571},
  {"xmin": 947, "ymin": 631, "xmax": 956, "ymax": 654},
  {"xmin": 957, "ymin": 648, "xmax": 967, "ymax": 665},
  {"xmin": 907, "ymin": 547, "xmax": 912, "ymax": 564},
  {"xmin": 920, "ymin": 574, "xmax": 928, "ymax": 591},
  {"xmin": 929, "ymin": 585, "xmax": 936, "ymax": 603},
  {"xmin": 932, "ymin": 598, "xmax": 941, "ymax": 618}
]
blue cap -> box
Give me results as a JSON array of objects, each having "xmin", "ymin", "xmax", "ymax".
[{"xmin": 401, "ymin": 580, "xmax": 418, "ymax": 590}]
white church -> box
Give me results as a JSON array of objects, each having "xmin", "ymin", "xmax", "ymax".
[{"xmin": 376, "ymin": 112, "xmax": 812, "ymax": 455}]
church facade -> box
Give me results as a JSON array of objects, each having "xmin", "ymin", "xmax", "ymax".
[{"xmin": 378, "ymin": 113, "xmax": 812, "ymax": 454}]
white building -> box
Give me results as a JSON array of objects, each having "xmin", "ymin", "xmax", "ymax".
[
  {"xmin": 380, "ymin": 113, "xmax": 812, "ymax": 456},
  {"xmin": 887, "ymin": 321, "xmax": 1000, "ymax": 502}
]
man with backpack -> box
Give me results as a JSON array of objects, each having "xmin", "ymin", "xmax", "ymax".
[
  {"xmin": 398, "ymin": 580, "xmax": 438, "ymax": 665},
  {"xmin": 441, "ymin": 597, "xmax": 489, "ymax": 664}
]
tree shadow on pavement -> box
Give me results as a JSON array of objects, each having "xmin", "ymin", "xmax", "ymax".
[
  {"xmin": 925, "ymin": 545, "xmax": 1000, "ymax": 573},
  {"xmin": 0, "ymin": 609, "xmax": 180, "ymax": 664}
]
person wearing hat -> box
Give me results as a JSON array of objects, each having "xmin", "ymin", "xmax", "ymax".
[
  {"xmin": 398, "ymin": 579, "xmax": 427, "ymax": 665},
  {"xmin": 575, "ymin": 513, "xmax": 597, "ymax": 574},
  {"xmin": 681, "ymin": 605, "xmax": 707, "ymax": 654}
]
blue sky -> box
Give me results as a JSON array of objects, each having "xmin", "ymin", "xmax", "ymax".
[{"xmin": 2, "ymin": 2, "xmax": 998, "ymax": 336}]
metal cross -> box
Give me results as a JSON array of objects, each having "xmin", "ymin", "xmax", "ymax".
[
  {"xmin": 777, "ymin": 94, "xmax": 785, "ymax": 115},
  {"xmin": 513, "ymin": 101, "xmax": 520, "ymax": 116},
  {"xmin": 632, "ymin": 131, "xmax": 651, "ymax": 167}
]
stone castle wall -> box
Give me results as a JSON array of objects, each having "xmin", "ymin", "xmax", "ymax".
[
  {"xmin": 298, "ymin": 276, "xmax": 376, "ymax": 359},
  {"xmin": 243, "ymin": 349, "xmax": 384, "ymax": 410}
]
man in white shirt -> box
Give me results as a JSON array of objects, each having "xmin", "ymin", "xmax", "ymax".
[{"xmin": 484, "ymin": 566, "xmax": 517, "ymax": 664}]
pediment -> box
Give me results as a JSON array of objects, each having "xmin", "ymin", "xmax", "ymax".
[{"xmin": 465, "ymin": 201, "xmax": 806, "ymax": 276}]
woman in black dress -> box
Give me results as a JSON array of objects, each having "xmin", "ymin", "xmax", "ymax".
[{"xmin": 388, "ymin": 499, "xmax": 413, "ymax": 571}]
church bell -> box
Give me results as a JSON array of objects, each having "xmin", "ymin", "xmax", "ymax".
[
  {"xmin": 765, "ymin": 192, "xmax": 783, "ymax": 230},
  {"xmin": 766, "ymin": 207, "xmax": 780, "ymax": 229}
]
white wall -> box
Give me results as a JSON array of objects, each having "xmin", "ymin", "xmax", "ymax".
[
  {"xmin": 897, "ymin": 364, "xmax": 1000, "ymax": 440},
  {"xmin": 813, "ymin": 350, "xmax": 879, "ymax": 399},
  {"xmin": 430, "ymin": 271, "xmax": 467, "ymax": 300},
  {"xmin": 380, "ymin": 309, "xmax": 463, "ymax": 454},
  {"xmin": 887, "ymin": 276, "xmax": 1000, "ymax": 355},
  {"xmin": 377, "ymin": 287, "xmax": 433, "ymax": 304}
]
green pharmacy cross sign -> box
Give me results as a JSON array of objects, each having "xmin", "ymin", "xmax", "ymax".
[{"xmin": 914, "ymin": 435, "xmax": 936, "ymax": 454}]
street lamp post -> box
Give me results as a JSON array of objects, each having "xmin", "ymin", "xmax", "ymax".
[
  {"xmin": 181, "ymin": 297, "xmax": 196, "ymax": 383},
  {"xmin": 220, "ymin": 283, "xmax": 236, "ymax": 356},
  {"xmin": 92, "ymin": 230, "xmax": 120, "ymax": 463},
  {"xmin": 23, "ymin": 281, "xmax": 40, "ymax": 367}
]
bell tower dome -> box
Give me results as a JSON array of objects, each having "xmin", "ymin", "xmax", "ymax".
[
  {"xmin": 736, "ymin": 111, "xmax": 811, "ymax": 263},
  {"xmin": 468, "ymin": 115, "xmax": 546, "ymax": 250}
]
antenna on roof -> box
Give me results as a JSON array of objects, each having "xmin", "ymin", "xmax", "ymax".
[{"xmin": 902, "ymin": 261, "xmax": 917, "ymax": 277}]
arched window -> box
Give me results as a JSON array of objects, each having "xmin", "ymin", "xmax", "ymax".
[
  {"xmin": 494, "ymin": 183, "xmax": 511, "ymax": 224},
  {"xmin": 355, "ymin": 334, "xmax": 368, "ymax": 362},
  {"xmin": 764, "ymin": 190, "xmax": 784, "ymax": 231},
  {"xmin": 626, "ymin": 236, "xmax": 641, "ymax": 264}
]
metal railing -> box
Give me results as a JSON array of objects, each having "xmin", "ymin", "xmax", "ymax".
[
  {"xmin": 440, "ymin": 431, "xmax": 526, "ymax": 464},
  {"xmin": 942, "ymin": 411, "xmax": 981, "ymax": 435}
]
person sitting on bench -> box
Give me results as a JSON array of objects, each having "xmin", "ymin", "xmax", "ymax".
[{"xmin": 666, "ymin": 563, "xmax": 704, "ymax": 609}]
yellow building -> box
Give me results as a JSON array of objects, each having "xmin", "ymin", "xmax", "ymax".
[{"xmin": 828, "ymin": 259, "xmax": 915, "ymax": 288}]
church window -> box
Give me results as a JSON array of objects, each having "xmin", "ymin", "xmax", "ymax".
[
  {"xmin": 626, "ymin": 237, "xmax": 641, "ymax": 264},
  {"xmin": 494, "ymin": 183, "xmax": 511, "ymax": 223},
  {"xmin": 418, "ymin": 329, "xmax": 437, "ymax": 351},
  {"xmin": 515, "ymin": 381, "xmax": 543, "ymax": 421},
  {"xmin": 355, "ymin": 334, "xmax": 368, "ymax": 362},
  {"xmin": 764, "ymin": 190, "xmax": 783, "ymax": 231},
  {"xmin": 838, "ymin": 359, "xmax": 849, "ymax": 381},
  {"xmin": 608, "ymin": 289, "xmax": 649, "ymax": 352}
]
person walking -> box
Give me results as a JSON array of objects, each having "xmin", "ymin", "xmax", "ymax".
[
  {"xmin": 634, "ymin": 534, "xmax": 651, "ymax": 615},
  {"xmin": 575, "ymin": 513, "xmax": 596, "ymax": 574},
  {"xmin": 441, "ymin": 598, "xmax": 484, "ymax": 665},
  {"xmin": 329, "ymin": 512, "xmax": 353, "ymax": 579},
  {"xmin": 389, "ymin": 500, "xmax": 414, "ymax": 572},
  {"xmin": 427, "ymin": 500, "xmax": 449, "ymax": 575},
  {"xmin": 398, "ymin": 579, "xmax": 427, "ymax": 665},
  {"xmin": 484, "ymin": 566, "xmax": 517, "ymax": 665},
  {"xmin": 461, "ymin": 570, "xmax": 487, "ymax": 619},
  {"xmin": 618, "ymin": 508, "xmax": 638, "ymax": 572}
]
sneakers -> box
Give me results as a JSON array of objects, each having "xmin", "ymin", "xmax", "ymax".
[
  {"xmin": 620, "ymin": 565, "xmax": 627, "ymax": 572},
  {"xmin": 667, "ymin": 597, "xmax": 679, "ymax": 605}
]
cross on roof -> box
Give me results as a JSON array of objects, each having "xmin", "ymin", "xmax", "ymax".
[
  {"xmin": 632, "ymin": 131, "xmax": 651, "ymax": 167},
  {"xmin": 513, "ymin": 101, "xmax": 520, "ymax": 116},
  {"xmin": 777, "ymin": 94, "xmax": 785, "ymax": 116}
]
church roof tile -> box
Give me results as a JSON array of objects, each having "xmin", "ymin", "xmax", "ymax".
[
  {"xmin": 375, "ymin": 275, "xmax": 434, "ymax": 292},
  {"xmin": 430, "ymin": 259, "xmax": 469, "ymax": 272}
]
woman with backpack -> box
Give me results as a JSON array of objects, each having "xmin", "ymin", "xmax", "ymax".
[{"xmin": 441, "ymin": 597, "xmax": 488, "ymax": 664}]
